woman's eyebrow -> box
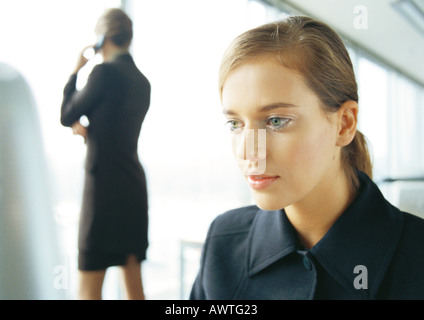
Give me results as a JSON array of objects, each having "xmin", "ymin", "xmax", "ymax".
[
  {"xmin": 223, "ymin": 102, "xmax": 298, "ymax": 116},
  {"xmin": 259, "ymin": 102, "xmax": 298, "ymax": 112},
  {"xmin": 222, "ymin": 109, "xmax": 238, "ymax": 116}
]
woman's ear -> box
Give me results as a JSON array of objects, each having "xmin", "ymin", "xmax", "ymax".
[{"xmin": 336, "ymin": 100, "xmax": 358, "ymax": 147}]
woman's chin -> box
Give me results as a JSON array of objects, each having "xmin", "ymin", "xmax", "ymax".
[{"xmin": 252, "ymin": 193, "xmax": 285, "ymax": 212}]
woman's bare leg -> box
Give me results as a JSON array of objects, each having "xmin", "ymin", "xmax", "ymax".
[
  {"xmin": 78, "ymin": 269, "xmax": 107, "ymax": 300},
  {"xmin": 121, "ymin": 254, "xmax": 145, "ymax": 300}
]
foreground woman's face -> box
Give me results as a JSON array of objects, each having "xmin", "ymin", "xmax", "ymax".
[{"xmin": 222, "ymin": 57, "xmax": 341, "ymax": 211}]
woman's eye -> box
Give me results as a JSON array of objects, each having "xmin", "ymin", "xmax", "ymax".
[
  {"xmin": 267, "ymin": 117, "xmax": 290, "ymax": 130},
  {"xmin": 226, "ymin": 120, "xmax": 243, "ymax": 131}
]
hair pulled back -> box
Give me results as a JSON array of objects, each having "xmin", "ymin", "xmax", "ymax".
[{"xmin": 95, "ymin": 8, "xmax": 133, "ymax": 48}]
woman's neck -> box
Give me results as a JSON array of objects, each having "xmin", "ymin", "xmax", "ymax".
[
  {"xmin": 101, "ymin": 42, "xmax": 129, "ymax": 62},
  {"xmin": 284, "ymin": 168, "xmax": 355, "ymax": 249}
]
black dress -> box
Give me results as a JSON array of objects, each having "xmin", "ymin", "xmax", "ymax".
[{"xmin": 61, "ymin": 53, "xmax": 150, "ymax": 270}]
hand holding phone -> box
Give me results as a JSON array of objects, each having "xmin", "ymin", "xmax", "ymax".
[
  {"xmin": 74, "ymin": 45, "xmax": 93, "ymax": 74},
  {"xmin": 74, "ymin": 36, "xmax": 105, "ymax": 74},
  {"xmin": 82, "ymin": 35, "xmax": 105, "ymax": 61}
]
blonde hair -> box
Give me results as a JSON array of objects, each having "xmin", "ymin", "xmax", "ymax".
[
  {"xmin": 95, "ymin": 8, "xmax": 133, "ymax": 48},
  {"xmin": 219, "ymin": 16, "xmax": 372, "ymax": 191}
]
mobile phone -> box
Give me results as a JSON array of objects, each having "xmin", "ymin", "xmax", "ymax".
[{"xmin": 93, "ymin": 35, "xmax": 105, "ymax": 53}]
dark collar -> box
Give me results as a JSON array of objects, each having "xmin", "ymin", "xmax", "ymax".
[
  {"xmin": 246, "ymin": 171, "xmax": 404, "ymax": 298},
  {"xmin": 111, "ymin": 52, "xmax": 133, "ymax": 63}
]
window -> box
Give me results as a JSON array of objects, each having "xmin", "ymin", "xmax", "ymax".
[
  {"xmin": 356, "ymin": 57, "xmax": 390, "ymax": 182},
  {"xmin": 388, "ymin": 73, "xmax": 424, "ymax": 177},
  {"xmin": 129, "ymin": 0, "xmax": 263, "ymax": 299}
]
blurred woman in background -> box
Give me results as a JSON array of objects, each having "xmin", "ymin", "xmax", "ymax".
[{"xmin": 61, "ymin": 8, "xmax": 150, "ymax": 300}]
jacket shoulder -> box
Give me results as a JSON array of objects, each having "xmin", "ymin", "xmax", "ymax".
[
  {"xmin": 209, "ymin": 205, "xmax": 259, "ymax": 237},
  {"xmin": 397, "ymin": 212, "xmax": 424, "ymax": 264},
  {"xmin": 91, "ymin": 62, "xmax": 115, "ymax": 76},
  {"xmin": 85, "ymin": 63, "xmax": 113, "ymax": 85},
  {"xmin": 378, "ymin": 212, "xmax": 424, "ymax": 299}
]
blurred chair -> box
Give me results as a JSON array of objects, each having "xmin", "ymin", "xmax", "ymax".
[
  {"xmin": 380, "ymin": 177, "xmax": 424, "ymax": 219},
  {"xmin": 398, "ymin": 183, "xmax": 424, "ymax": 218},
  {"xmin": 0, "ymin": 63, "xmax": 64, "ymax": 299}
]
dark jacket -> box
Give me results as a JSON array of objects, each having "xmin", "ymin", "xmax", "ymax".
[
  {"xmin": 190, "ymin": 171, "xmax": 424, "ymax": 299},
  {"xmin": 61, "ymin": 53, "xmax": 150, "ymax": 256}
]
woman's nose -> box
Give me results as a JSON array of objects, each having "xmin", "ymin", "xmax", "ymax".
[{"xmin": 233, "ymin": 128, "xmax": 266, "ymax": 175}]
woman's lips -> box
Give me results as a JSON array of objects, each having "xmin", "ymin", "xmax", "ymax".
[{"xmin": 247, "ymin": 175, "xmax": 279, "ymax": 190}]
